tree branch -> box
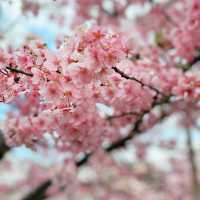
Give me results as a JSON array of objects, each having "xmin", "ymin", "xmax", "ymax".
[
  {"xmin": 0, "ymin": 131, "xmax": 10, "ymax": 160},
  {"xmin": 112, "ymin": 66, "xmax": 164, "ymax": 96},
  {"xmin": 105, "ymin": 95, "xmax": 170, "ymax": 151},
  {"xmin": 6, "ymin": 66, "xmax": 33, "ymax": 77},
  {"xmin": 106, "ymin": 111, "xmax": 139, "ymax": 121},
  {"xmin": 21, "ymin": 180, "xmax": 52, "ymax": 200},
  {"xmin": 75, "ymin": 152, "xmax": 92, "ymax": 167}
]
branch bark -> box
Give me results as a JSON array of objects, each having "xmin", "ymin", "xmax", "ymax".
[
  {"xmin": 6, "ymin": 66, "xmax": 33, "ymax": 77},
  {"xmin": 21, "ymin": 180, "xmax": 52, "ymax": 200},
  {"xmin": 0, "ymin": 130, "xmax": 10, "ymax": 160},
  {"xmin": 106, "ymin": 111, "xmax": 139, "ymax": 121}
]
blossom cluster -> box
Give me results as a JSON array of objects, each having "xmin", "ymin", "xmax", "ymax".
[
  {"xmin": 0, "ymin": 0, "xmax": 199, "ymax": 156},
  {"xmin": 0, "ymin": 22, "xmax": 199, "ymax": 154}
]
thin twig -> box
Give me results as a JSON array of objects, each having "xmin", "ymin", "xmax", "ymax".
[{"xmin": 112, "ymin": 66, "xmax": 164, "ymax": 96}]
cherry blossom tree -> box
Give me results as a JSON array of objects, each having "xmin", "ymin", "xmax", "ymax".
[{"xmin": 0, "ymin": 0, "xmax": 200, "ymax": 199}]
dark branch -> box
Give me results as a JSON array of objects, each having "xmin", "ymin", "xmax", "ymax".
[
  {"xmin": 0, "ymin": 131, "xmax": 10, "ymax": 160},
  {"xmin": 112, "ymin": 67, "xmax": 164, "ymax": 96},
  {"xmin": 106, "ymin": 111, "xmax": 139, "ymax": 121},
  {"xmin": 21, "ymin": 180, "xmax": 52, "ymax": 200},
  {"xmin": 75, "ymin": 152, "xmax": 92, "ymax": 167},
  {"xmin": 21, "ymin": 153, "xmax": 93, "ymax": 200},
  {"xmin": 104, "ymin": 95, "xmax": 171, "ymax": 151},
  {"xmin": 6, "ymin": 66, "xmax": 33, "ymax": 77}
]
